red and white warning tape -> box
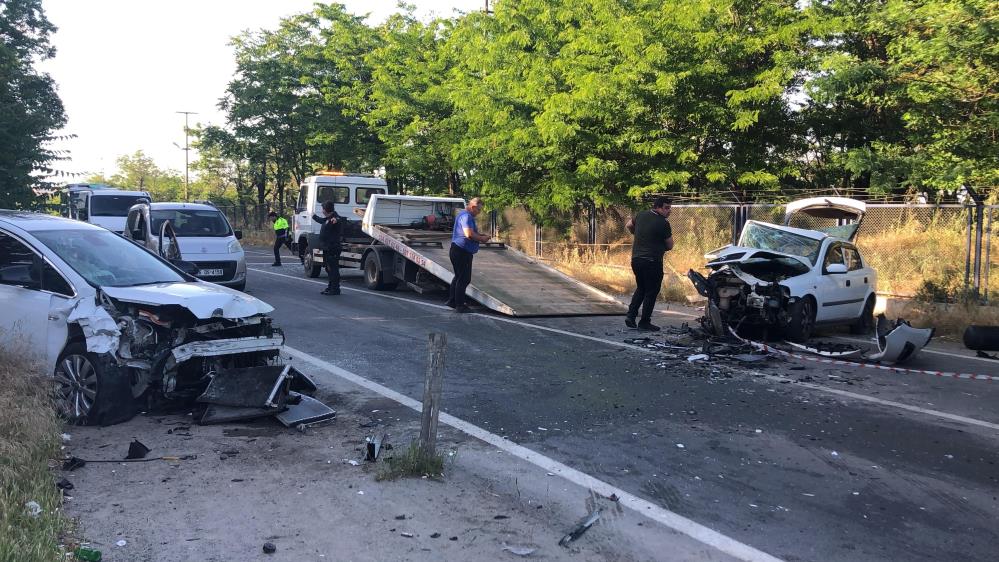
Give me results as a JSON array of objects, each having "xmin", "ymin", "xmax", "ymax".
[{"xmin": 727, "ymin": 328, "xmax": 998, "ymax": 382}]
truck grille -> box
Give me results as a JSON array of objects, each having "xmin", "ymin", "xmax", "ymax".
[{"xmin": 192, "ymin": 261, "xmax": 237, "ymax": 281}]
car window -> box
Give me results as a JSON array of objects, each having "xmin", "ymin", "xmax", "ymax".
[
  {"xmin": 31, "ymin": 228, "xmax": 187, "ymax": 288},
  {"xmin": 739, "ymin": 223, "xmax": 823, "ymax": 264},
  {"xmin": 297, "ymin": 185, "xmax": 308, "ymax": 210},
  {"xmin": 823, "ymin": 243, "xmax": 845, "ymax": 270},
  {"xmin": 844, "ymin": 246, "xmax": 863, "ymax": 271},
  {"xmin": 0, "ymin": 232, "xmax": 74, "ymax": 295},
  {"xmin": 151, "ymin": 210, "xmax": 231, "ymax": 237},
  {"xmin": 90, "ymin": 195, "xmax": 150, "ymax": 217},
  {"xmin": 356, "ymin": 188, "xmax": 385, "ymax": 205},
  {"xmin": 316, "ymin": 186, "xmax": 349, "ymax": 205}
]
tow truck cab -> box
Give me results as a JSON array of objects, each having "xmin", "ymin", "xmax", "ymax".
[
  {"xmin": 291, "ymin": 172, "xmax": 388, "ymax": 259},
  {"xmin": 63, "ymin": 183, "xmax": 151, "ymax": 234}
]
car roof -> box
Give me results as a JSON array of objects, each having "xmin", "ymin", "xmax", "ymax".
[
  {"xmin": 0, "ymin": 210, "xmax": 105, "ymax": 232},
  {"xmin": 90, "ymin": 189, "xmax": 150, "ymax": 197},
  {"xmin": 148, "ymin": 202, "xmax": 219, "ymax": 211}
]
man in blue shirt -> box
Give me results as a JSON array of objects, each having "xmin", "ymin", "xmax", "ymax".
[{"xmin": 447, "ymin": 197, "xmax": 490, "ymax": 313}]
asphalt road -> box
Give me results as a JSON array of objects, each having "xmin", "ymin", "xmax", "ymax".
[{"xmin": 244, "ymin": 248, "xmax": 999, "ymax": 562}]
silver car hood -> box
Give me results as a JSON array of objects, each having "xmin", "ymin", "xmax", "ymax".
[{"xmin": 102, "ymin": 282, "xmax": 273, "ymax": 319}]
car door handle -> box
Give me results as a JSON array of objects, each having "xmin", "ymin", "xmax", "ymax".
[
  {"xmin": 48, "ymin": 314, "xmax": 60, "ymax": 321},
  {"xmin": 846, "ymin": 280, "xmax": 851, "ymax": 287}
]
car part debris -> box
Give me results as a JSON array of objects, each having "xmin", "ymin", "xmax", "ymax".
[
  {"xmin": 63, "ymin": 456, "xmax": 86, "ymax": 471},
  {"xmin": 867, "ymin": 315, "xmax": 934, "ymax": 364},
  {"xmin": 731, "ymin": 353, "xmax": 771, "ymax": 362},
  {"xmin": 66, "ymin": 299, "xmax": 121, "ymax": 354},
  {"xmin": 197, "ymin": 365, "xmax": 292, "ymax": 409},
  {"xmin": 559, "ymin": 510, "xmax": 601, "ymax": 547},
  {"xmin": 687, "ymin": 354, "xmax": 709, "ymax": 362},
  {"xmin": 262, "ymin": 542, "xmax": 276, "ymax": 554},
  {"xmin": 197, "ymin": 404, "xmax": 279, "ymax": 425},
  {"xmin": 975, "ymin": 350, "xmax": 999, "ymax": 360},
  {"xmin": 784, "ymin": 340, "xmax": 863, "ymax": 359},
  {"xmin": 275, "ymin": 392, "xmax": 336, "ymax": 427},
  {"xmin": 56, "ymin": 478, "xmax": 74, "ymax": 492},
  {"xmin": 366, "ymin": 433, "xmax": 387, "ymax": 461},
  {"xmin": 25, "ymin": 500, "xmax": 42, "ymax": 517},
  {"xmin": 502, "ymin": 543, "xmax": 537, "ymax": 557},
  {"xmin": 125, "ymin": 439, "xmax": 151, "ymax": 460},
  {"xmin": 288, "ymin": 366, "xmax": 318, "ymax": 393},
  {"xmin": 963, "ymin": 325, "xmax": 999, "ymax": 352}
]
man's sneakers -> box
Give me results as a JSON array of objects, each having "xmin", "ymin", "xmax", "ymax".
[
  {"xmin": 321, "ymin": 287, "xmax": 341, "ymax": 296},
  {"xmin": 271, "ymin": 262, "xmax": 282, "ymax": 267},
  {"xmin": 444, "ymin": 300, "xmax": 456, "ymax": 309},
  {"xmin": 626, "ymin": 317, "xmax": 661, "ymax": 331},
  {"xmin": 454, "ymin": 305, "xmax": 472, "ymax": 313}
]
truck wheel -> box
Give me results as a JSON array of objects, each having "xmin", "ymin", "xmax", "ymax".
[
  {"xmin": 303, "ymin": 248, "xmax": 322, "ymax": 278},
  {"xmin": 849, "ymin": 296, "xmax": 876, "ymax": 335},
  {"xmin": 363, "ymin": 253, "xmax": 397, "ymax": 291},
  {"xmin": 54, "ymin": 343, "xmax": 135, "ymax": 426},
  {"xmin": 785, "ymin": 296, "xmax": 816, "ymax": 343}
]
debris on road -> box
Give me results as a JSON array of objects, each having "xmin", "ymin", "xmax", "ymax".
[
  {"xmin": 25, "ymin": 500, "xmax": 42, "ymax": 517},
  {"xmin": 57, "ymin": 477, "xmax": 74, "ymax": 492},
  {"xmin": 868, "ymin": 315, "xmax": 934, "ymax": 364},
  {"xmin": 73, "ymin": 546, "xmax": 102, "ymax": 561},
  {"xmin": 262, "ymin": 542, "xmax": 276, "ymax": 554},
  {"xmin": 63, "ymin": 456, "xmax": 86, "ymax": 471},
  {"xmin": 125, "ymin": 439, "xmax": 151, "ymax": 460},
  {"xmin": 784, "ymin": 340, "xmax": 863, "ymax": 359},
  {"xmin": 502, "ymin": 543, "xmax": 537, "ymax": 556},
  {"xmin": 963, "ymin": 325, "xmax": 999, "ymax": 352},
  {"xmin": 365, "ymin": 433, "xmax": 387, "ymax": 461},
  {"xmin": 115, "ymin": 540, "xmax": 126, "ymax": 547},
  {"xmin": 558, "ymin": 510, "xmax": 600, "ymax": 547},
  {"xmin": 196, "ymin": 365, "xmax": 336, "ymax": 427}
]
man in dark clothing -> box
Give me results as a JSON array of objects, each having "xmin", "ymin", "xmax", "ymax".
[
  {"xmin": 625, "ymin": 196, "xmax": 674, "ymax": 331},
  {"xmin": 268, "ymin": 211, "xmax": 294, "ymax": 266},
  {"xmin": 312, "ymin": 200, "xmax": 343, "ymax": 295},
  {"xmin": 446, "ymin": 197, "xmax": 490, "ymax": 313}
]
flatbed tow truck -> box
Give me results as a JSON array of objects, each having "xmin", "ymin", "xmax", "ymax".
[{"xmin": 301, "ymin": 194, "xmax": 626, "ymax": 317}]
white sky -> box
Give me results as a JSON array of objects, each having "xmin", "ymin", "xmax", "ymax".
[{"xmin": 37, "ymin": 0, "xmax": 485, "ymax": 180}]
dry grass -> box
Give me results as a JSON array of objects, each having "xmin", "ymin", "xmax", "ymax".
[
  {"xmin": 883, "ymin": 299, "xmax": 999, "ymax": 340},
  {"xmin": 0, "ymin": 346, "xmax": 71, "ymax": 562},
  {"xmin": 239, "ymin": 229, "xmax": 274, "ymax": 248},
  {"xmin": 376, "ymin": 442, "xmax": 448, "ymax": 481}
]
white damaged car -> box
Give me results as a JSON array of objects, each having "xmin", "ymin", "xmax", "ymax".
[
  {"xmin": 688, "ymin": 198, "xmax": 877, "ymax": 342},
  {"xmin": 0, "ymin": 212, "xmax": 283, "ymax": 425}
]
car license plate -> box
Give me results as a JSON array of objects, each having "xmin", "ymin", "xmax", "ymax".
[{"xmin": 198, "ymin": 268, "xmax": 224, "ymax": 277}]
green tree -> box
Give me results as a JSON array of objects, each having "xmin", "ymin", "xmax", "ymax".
[
  {"xmin": 106, "ymin": 151, "xmax": 184, "ymax": 201},
  {"xmin": 0, "ymin": 0, "xmax": 67, "ymax": 208}
]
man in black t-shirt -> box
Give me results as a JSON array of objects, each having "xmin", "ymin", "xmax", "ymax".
[{"xmin": 625, "ymin": 196, "xmax": 674, "ymax": 331}]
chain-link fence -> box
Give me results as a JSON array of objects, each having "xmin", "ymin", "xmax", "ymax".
[{"xmin": 495, "ymin": 203, "xmax": 999, "ymax": 302}]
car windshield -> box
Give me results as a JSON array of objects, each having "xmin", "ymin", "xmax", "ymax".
[
  {"xmin": 90, "ymin": 195, "xmax": 149, "ymax": 217},
  {"xmin": 739, "ymin": 223, "xmax": 822, "ymax": 264},
  {"xmin": 32, "ymin": 229, "xmax": 187, "ymax": 287},
  {"xmin": 151, "ymin": 209, "xmax": 231, "ymax": 237}
]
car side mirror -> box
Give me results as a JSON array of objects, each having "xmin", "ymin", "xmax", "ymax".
[
  {"xmin": 234, "ymin": 230, "xmax": 243, "ymax": 240},
  {"xmin": 826, "ymin": 263, "xmax": 848, "ymax": 274},
  {"xmin": 295, "ymin": 207, "xmax": 304, "ymax": 213},
  {"xmin": 170, "ymin": 259, "xmax": 200, "ymax": 276}
]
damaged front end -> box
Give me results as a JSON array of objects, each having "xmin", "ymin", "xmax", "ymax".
[
  {"xmin": 67, "ymin": 286, "xmax": 285, "ymax": 425},
  {"xmin": 688, "ymin": 250, "xmax": 810, "ymax": 337}
]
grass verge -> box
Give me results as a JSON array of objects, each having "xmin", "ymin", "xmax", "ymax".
[
  {"xmin": 376, "ymin": 442, "xmax": 448, "ymax": 481},
  {"xmin": 0, "ymin": 348, "xmax": 70, "ymax": 562}
]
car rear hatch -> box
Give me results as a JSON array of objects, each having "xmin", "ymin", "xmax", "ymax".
[{"xmin": 783, "ymin": 197, "xmax": 866, "ymax": 241}]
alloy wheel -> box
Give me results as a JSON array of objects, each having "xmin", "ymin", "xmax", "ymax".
[{"xmin": 54, "ymin": 354, "xmax": 98, "ymax": 423}]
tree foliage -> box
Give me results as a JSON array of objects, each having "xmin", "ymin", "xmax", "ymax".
[
  {"xmin": 0, "ymin": 0, "xmax": 67, "ymax": 208},
  {"xmin": 200, "ymin": 0, "xmax": 998, "ymax": 214}
]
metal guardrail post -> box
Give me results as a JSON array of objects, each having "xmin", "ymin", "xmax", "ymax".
[
  {"xmin": 985, "ymin": 207, "xmax": 993, "ymax": 303},
  {"xmin": 965, "ymin": 207, "xmax": 973, "ymax": 287},
  {"xmin": 974, "ymin": 203, "xmax": 984, "ymax": 294}
]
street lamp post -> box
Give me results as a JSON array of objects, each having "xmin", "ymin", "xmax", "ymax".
[{"xmin": 176, "ymin": 111, "xmax": 198, "ymax": 201}]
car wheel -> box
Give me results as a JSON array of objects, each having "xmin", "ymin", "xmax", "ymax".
[
  {"xmin": 53, "ymin": 343, "xmax": 135, "ymax": 426},
  {"xmin": 303, "ymin": 248, "xmax": 321, "ymax": 278},
  {"xmin": 786, "ymin": 296, "xmax": 816, "ymax": 343},
  {"xmin": 363, "ymin": 254, "xmax": 397, "ymax": 291},
  {"xmin": 850, "ymin": 295, "xmax": 876, "ymax": 335}
]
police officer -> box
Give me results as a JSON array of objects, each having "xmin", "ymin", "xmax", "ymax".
[
  {"xmin": 268, "ymin": 211, "xmax": 293, "ymax": 267},
  {"xmin": 312, "ymin": 200, "xmax": 342, "ymax": 295}
]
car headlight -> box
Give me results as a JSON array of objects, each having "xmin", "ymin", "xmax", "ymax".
[{"xmin": 228, "ymin": 239, "xmax": 243, "ymax": 254}]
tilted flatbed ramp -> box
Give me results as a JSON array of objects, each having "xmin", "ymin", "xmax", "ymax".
[{"xmin": 371, "ymin": 225, "xmax": 627, "ymax": 317}]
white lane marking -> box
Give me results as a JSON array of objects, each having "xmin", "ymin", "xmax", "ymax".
[
  {"xmin": 250, "ymin": 267, "xmax": 999, "ymax": 432},
  {"xmin": 283, "ymin": 345, "xmax": 783, "ymax": 562},
  {"xmin": 830, "ymin": 335, "xmax": 996, "ymax": 364}
]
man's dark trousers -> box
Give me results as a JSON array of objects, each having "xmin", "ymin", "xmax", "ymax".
[
  {"xmin": 324, "ymin": 249, "xmax": 341, "ymax": 290},
  {"xmin": 273, "ymin": 235, "xmax": 292, "ymax": 264},
  {"xmin": 447, "ymin": 243, "xmax": 474, "ymax": 307},
  {"xmin": 627, "ymin": 257, "xmax": 664, "ymax": 322}
]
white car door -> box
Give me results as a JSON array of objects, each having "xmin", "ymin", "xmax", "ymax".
[
  {"xmin": 842, "ymin": 244, "xmax": 874, "ymax": 316},
  {"xmin": 0, "ymin": 231, "xmax": 73, "ymax": 372},
  {"xmin": 814, "ymin": 242, "xmax": 860, "ymax": 321}
]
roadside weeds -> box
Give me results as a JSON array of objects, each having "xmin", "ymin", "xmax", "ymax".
[{"xmin": 0, "ymin": 348, "xmax": 71, "ymax": 562}]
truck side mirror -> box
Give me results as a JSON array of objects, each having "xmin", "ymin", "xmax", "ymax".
[{"xmin": 234, "ymin": 230, "xmax": 243, "ymax": 240}]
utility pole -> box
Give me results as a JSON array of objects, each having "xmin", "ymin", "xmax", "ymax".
[{"xmin": 175, "ymin": 111, "xmax": 198, "ymax": 201}]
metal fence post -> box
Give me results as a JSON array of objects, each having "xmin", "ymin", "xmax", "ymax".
[
  {"xmin": 974, "ymin": 203, "xmax": 984, "ymax": 295},
  {"xmin": 588, "ymin": 202, "xmax": 597, "ymax": 245},
  {"xmin": 965, "ymin": 207, "xmax": 974, "ymax": 287},
  {"xmin": 986, "ymin": 207, "xmax": 994, "ymax": 303},
  {"xmin": 535, "ymin": 223, "xmax": 542, "ymax": 257}
]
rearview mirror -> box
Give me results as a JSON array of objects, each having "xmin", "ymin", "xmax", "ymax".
[
  {"xmin": 234, "ymin": 230, "xmax": 243, "ymax": 240},
  {"xmin": 826, "ymin": 263, "xmax": 848, "ymax": 274},
  {"xmin": 170, "ymin": 259, "xmax": 200, "ymax": 276}
]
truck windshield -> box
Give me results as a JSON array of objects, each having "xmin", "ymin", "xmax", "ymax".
[
  {"xmin": 151, "ymin": 210, "xmax": 231, "ymax": 237},
  {"xmin": 90, "ymin": 195, "xmax": 150, "ymax": 217},
  {"xmin": 739, "ymin": 223, "xmax": 822, "ymax": 264},
  {"xmin": 32, "ymin": 229, "xmax": 187, "ymax": 287}
]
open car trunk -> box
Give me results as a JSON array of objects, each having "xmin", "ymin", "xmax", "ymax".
[{"xmin": 783, "ymin": 197, "xmax": 866, "ymax": 242}]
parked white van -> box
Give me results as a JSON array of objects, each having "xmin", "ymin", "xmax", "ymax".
[{"xmin": 64, "ymin": 183, "xmax": 151, "ymax": 234}]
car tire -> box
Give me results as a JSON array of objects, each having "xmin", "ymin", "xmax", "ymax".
[
  {"xmin": 363, "ymin": 253, "xmax": 397, "ymax": 291},
  {"xmin": 849, "ymin": 295, "xmax": 876, "ymax": 335},
  {"xmin": 53, "ymin": 342, "xmax": 135, "ymax": 426},
  {"xmin": 231, "ymin": 280, "xmax": 246, "ymax": 292},
  {"xmin": 786, "ymin": 296, "xmax": 816, "ymax": 343},
  {"xmin": 303, "ymin": 248, "xmax": 322, "ymax": 278}
]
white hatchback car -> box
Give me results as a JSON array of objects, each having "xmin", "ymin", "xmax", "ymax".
[
  {"xmin": 689, "ymin": 197, "xmax": 877, "ymax": 342},
  {"xmin": 0, "ymin": 212, "xmax": 281, "ymax": 425}
]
